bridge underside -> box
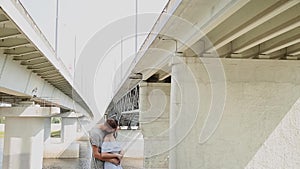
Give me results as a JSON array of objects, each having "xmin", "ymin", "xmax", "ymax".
[
  {"xmin": 109, "ymin": 0, "xmax": 300, "ymax": 169},
  {"xmin": 0, "ymin": 6, "xmax": 91, "ymax": 115},
  {"xmin": 127, "ymin": 0, "xmax": 300, "ymax": 83},
  {"xmin": 0, "ymin": 2, "xmax": 92, "ymax": 168}
]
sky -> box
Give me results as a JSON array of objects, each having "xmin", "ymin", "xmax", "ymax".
[{"xmin": 19, "ymin": 0, "xmax": 169, "ymax": 74}]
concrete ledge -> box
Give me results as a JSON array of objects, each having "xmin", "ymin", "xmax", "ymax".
[
  {"xmin": 0, "ymin": 106, "xmax": 60, "ymax": 117},
  {"xmin": 54, "ymin": 111, "xmax": 84, "ymax": 118}
]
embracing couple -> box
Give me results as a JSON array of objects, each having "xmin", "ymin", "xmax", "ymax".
[{"xmin": 89, "ymin": 118, "xmax": 124, "ymax": 169}]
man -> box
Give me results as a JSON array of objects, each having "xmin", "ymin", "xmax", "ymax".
[{"xmin": 89, "ymin": 118, "xmax": 120, "ymax": 169}]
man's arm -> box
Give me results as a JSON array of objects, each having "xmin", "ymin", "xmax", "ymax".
[
  {"xmin": 92, "ymin": 145, "xmax": 120, "ymax": 165},
  {"xmin": 102, "ymin": 152, "xmax": 123, "ymax": 160}
]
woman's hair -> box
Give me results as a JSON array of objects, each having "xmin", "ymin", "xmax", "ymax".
[{"xmin": 105, "ymin": 118, "xmax": 118, "ymax": 129}]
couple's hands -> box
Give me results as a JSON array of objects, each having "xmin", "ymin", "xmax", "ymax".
[
  {"xmin": 111, "ymin": 153, "xmax": 124, "ymax": 166},
  {"xmin": 110, "ymin": 158, "xmax": 120, "ymax": 166},
  {"xmin": 115, "ymin": 153, "xmax": 124, "ymax": 160}
]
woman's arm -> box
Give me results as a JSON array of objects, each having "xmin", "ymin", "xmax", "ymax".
[
  {"xmin": 102, "ymin": 152, "xmax": 123, "ymax": 160},
  {"xmin": 92, "ymin": 145, "xmax": 120, "ymax": 165},
  {"xmin": 120, "ymin": 149, "xmax": 125, "ymax": 156},
  {"xmin": 117, "ymin": 149, "xmax": 125, "ymax": 160}
]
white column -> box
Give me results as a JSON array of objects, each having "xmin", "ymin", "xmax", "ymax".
[
  {"xmin": 44, "ymin": 118, "xmax": 51, "ymax": 143},
  {"xmin": 3, "ymin": 117, "xmax": 45, "ymax": 169},
  {"xmin": 139, "ymin": 82, "xmax": 170, "ymax": 169},
  {"xmin": 0, "ymin": 102, "xmax": 60, "ymax": 169},
  {"xmin": 61, "ymin": 116, "xmax": 77, "ymax": 143},
  {"xmin": 44, "ymin": 112, "xmax": 80, "ymax": 158},
  {"xmin": 170, "ymin": 53, "xmax": 225, "ymax": 168}
]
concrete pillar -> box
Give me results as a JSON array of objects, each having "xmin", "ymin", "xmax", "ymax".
[
  {"xmin": 3, "ymin": 117, "xmax": 45, "ymax": 169},
  {"xmin": 44, "ymin": 118, "xmax": 51, "ymax": 143},
  {"xmin": 139, "ymin": 82, "xmax": 170, "ymax": 169},
  {"xmin": 61, "ymin": 116, "xmax": 78, "ymax": 143},
  {"xmin": 170, "ymin": 54, "xmax": 300, "ymax": 168},
  {"xmin": 169, "ymin": 53, "xmax": 206, "ymax": 169},
  {"xmin": 44, "ymin": 112, "xmax": 80, "ymax": 158},
  {"xmin": 0, "ymin": 102, "xmax": 60, "ymax": 169}
]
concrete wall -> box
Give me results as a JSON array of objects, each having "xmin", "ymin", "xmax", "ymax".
[
  {"xmin": 116, "ymin": 130, "xmax": 144, "ymax": 158},
  {"xmin": 244, "ymin": 97, "xmax": 300, "ymax": 169},
  {"xmin": 139, "ymin": 83, "xmax": 170, "ymax": 169},
  {"xmin": 170, "ymin": 57, "xmax": 300, "ymax": 169}
]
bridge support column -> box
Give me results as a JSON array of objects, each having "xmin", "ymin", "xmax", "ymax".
[
  {"xmin": 3, "ymin": 117, "xmax": 45, "ymax": 169},
  {"xmin": 139, "ymin": 82, "xmax": 170, "ymax": 169},
  {"xmin": 170, "ymin": 55, "xmax": 300, "ymax": 168},
  {"xmin": 0, "ymin": 102, "xmax": 60, "ymax": 169},
  {"xmin": 169, "ymin": 53, "xmax": 201, "ymax": 169},
  {"xmin": 61, "ymin": 115, "xmax": 78, "ymax": 143},
  {"xmin": 44, "ymin": 118, "xmax": 51, "ymax": 143},
  {"xmin": 44, "ymin": 112, "xmax": 80, "ymax": 158}
]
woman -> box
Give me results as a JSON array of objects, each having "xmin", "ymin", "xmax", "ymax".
[{"xmin": 101, "ymin": 118, "xmax": 124, "ymax": 169}]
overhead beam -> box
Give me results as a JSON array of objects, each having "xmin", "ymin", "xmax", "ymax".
[
  {"xmin": 232, "ymin": 4, "xmax": 300, "ymax": 53},
  {"xmin": 36, "ymin": 70, "xmax": 58, "ymax": 76},
  {"xmin": 20, "ymin": 58, "xmax": 48, "ymax": 66},
  {"xmin": 4, "ymin": 46, "xmax": 37, "ymax": 55},
  {"xmin": 40, "ymin": 73, "xmax": 62, "ymax": 79},
  {"xmin": 0, "ymin": 32, "xmax": 22, "ymax": 40},
  {"xmin": 0, "ymin": 38, "xmax": 29, "ymax": 48},
  {"xmin": 53, "ymin": 87, "xmax": 70, "ymax": 93},
  {"xmin": 52, "ymin": 82, "xmax": 69, "ymax": 86},
  {"xmin": 14, "ymin": 55, "xmax": 43, "ymax": 61},
  {"xmin": 32, "ymin": 66, "xmax": 55, "ymax": 73},
  {"xmin": 54, "ymin": 85, "xmax": 70, "ymax": 91},
  {"xmin": 0, "ymin": 19, "xmax": 9, "ymax": 24},
  {"xmin": 289, "ymin": 51, "xmax": 300, "ymax": 56},
  {"xmin": 207, "ymin": 0, "xmax": 299, "ymax": 52},
  {"xmin": 47, "ymin": 79, "xmax": 67, "ymax": 85},
  {"xmin": 27, "ymin": 62, "xmax": 52, "ymax": 69},
  {"xmin": 6, "ymin": 50, "xmax": 39, "ymax": 56},
  {"xmin": 27, "ymin": 63, "xmax": 54, "ymax": 70},
  {"xmin": 159, "ymin": 73, "xmax": 171, "ymax": 81},
  {"xmin": 235, "ymin": 21, "xmax": 300, "ymax": 53},
  {"xmin": 0, "ymin": 28, "xmax": 21, "ymax": 38},
  {"xmin": 286, "ymin": 43, "xmax": 300, "ymax": 55},
  {"xmin": 7, "ymin": 42, "xmax": 32, "ymax": 49},
  {"xmin": 259, "ymin": 28, "xmax": 300, "ymax": 54},
  {"xmin": 178, "ymin": 0, "xmax": 251, "ymax": 52},
  {"xmin": 39, "ymin": 72, "xmax": 62, "ymax": 78},
  {"xmin": 262, "ymin": 39, "xmax": 300, "ymax": 55}
]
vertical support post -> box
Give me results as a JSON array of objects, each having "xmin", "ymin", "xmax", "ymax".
[
  {"xmin": 169, "ymin": 52, "xmax": 202, "ymax": 168},
  {"xmin": 44, "ymin": 118, "xmax": 51, "ymax": 143},
  {"xmin": 3, "ymin": 117, "xmax": 45, "ymax": 169},
  {"xmin": 61, "ymin": 117, "xmax": 77, "ymax": 143},
  {"xmin": 139, "ymin": 82, "xmax": 170, "ymax": 169}
]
